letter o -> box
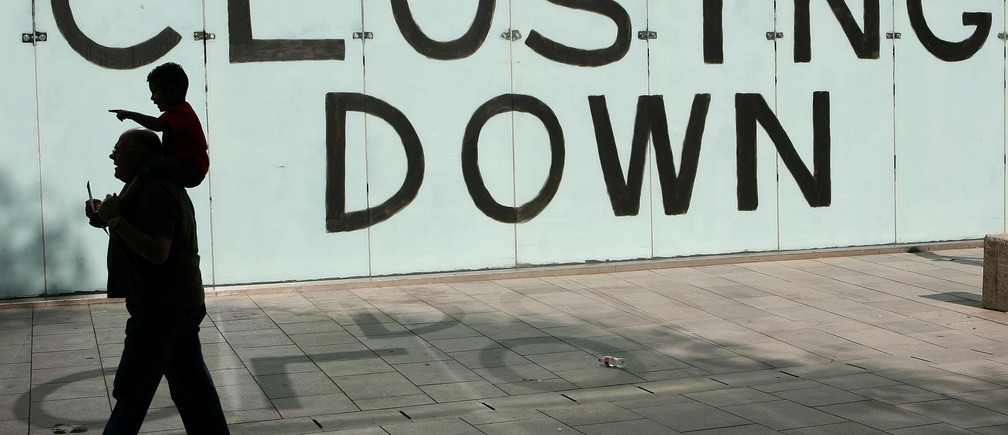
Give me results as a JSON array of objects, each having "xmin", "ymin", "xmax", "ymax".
[
  {"xmin": 462, "ymin": 94, "xmax": 565, "ymax": 224},
  {"xmin": 391, "ymin": 0, "xmax": 496, "ymax": 60}
]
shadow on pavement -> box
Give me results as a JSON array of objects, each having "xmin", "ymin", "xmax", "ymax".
[{"xmin": 911, "ymin": 250, "xmax": 983, "ymax": 268}]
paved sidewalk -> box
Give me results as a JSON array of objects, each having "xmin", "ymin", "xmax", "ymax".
[{"xmin": 4, "ymin": 248, "xmax": 1008, "ymax": 434}]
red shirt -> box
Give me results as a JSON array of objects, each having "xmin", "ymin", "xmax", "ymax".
[{"xmin": 160, "ymin": 102, "xmax": 209, "ymax": 176}]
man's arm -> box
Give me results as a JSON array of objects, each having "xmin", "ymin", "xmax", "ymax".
[
  {"xmin": 109, "ymin": 109, "xmax": 169, "ymax": 132},
  {"xmin": 98, "ymin": 193, "xmax": 172, "ymax": 265}
]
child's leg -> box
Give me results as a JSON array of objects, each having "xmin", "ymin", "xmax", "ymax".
[
  {"xmin": 135, "ymin": 154, "xmax": 173, "ymax": 183},
  {"xmin": 119, "ymin": 174, "xmax": 142, "ymax": 205},
  {"xmin": 174, "ymin": 161, "xmax": 205, "ymax": 188},
  {"xmin": 139, "ymin": 155, "xmax": 204, "ymax": 188},
  {"xmin": 121, "ymin": 154, "xmax": 175, "ymax": 204},
  {"xmin": 118, "ymin": 156, "xmax": 163, "ymax": 205}
]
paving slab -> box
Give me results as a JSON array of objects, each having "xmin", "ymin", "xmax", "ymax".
[{"xmin": 5, "ymin": 247, "xmax": 1008, "ymax": 433}]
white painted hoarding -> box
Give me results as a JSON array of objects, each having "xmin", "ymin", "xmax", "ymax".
[
  {"xmin": 894, "ymin": 0, "xmax": 1005, "ymax": 242},
  {"xmin": 0, "ymin": 1, "xmax": 44, "ymax": 297},
  {"xmin": 2, "ymin": 1, "xmax": 1005, "ymax": 297}
]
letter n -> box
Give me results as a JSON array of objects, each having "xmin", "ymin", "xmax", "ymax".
[
  {"xmin": 794, "ymin": 0, "xmax": 880, "ymax": 62},
  {"xmin": 325, "ymin": 93, "xmax": 424, "ymax": 232},
  {"xmin": 735, "ymin": 92, "xmax": 831, "ymax": 211},
  {"xmin": 589, "ymin": 94, "xmax": 711, "ymax": 216}
]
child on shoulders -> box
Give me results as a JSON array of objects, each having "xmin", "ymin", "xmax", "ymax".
[{"xmin": 110, "ymin": 62, "xmax": 209, "ymax": 201}]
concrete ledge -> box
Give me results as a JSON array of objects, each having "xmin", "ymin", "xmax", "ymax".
[
  {"xmin": 984, "ymin": 234, "xmax": 1008, "ymax": 311},
  {"xmin": 1, "ymin": 239, "xmax": 982, "ymax": 310}
]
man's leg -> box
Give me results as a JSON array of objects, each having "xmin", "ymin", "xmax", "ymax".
[
  {"xmin": 104, "ymin": 304, "xmax": 173, "ymax": 434},
  {"xmin": 164, "ymin": 304, "xmax": 229, "ymax": 434}
]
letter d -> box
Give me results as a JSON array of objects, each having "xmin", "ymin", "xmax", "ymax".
[{"xmin": 325, "ymin": 93, "xmax": 424, "ymax": 232}]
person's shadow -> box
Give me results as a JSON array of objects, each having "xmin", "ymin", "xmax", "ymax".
[
  {"xmin": 910, "ymin": 249, "xmax": 984, "ymax": 308},
  {"xmin": 910, "ymin": 249, "xmax": 983, "ymax": 267},
  {"xmin": 0, "ymin": 171, "xmax": 91, "ymax": 297}
]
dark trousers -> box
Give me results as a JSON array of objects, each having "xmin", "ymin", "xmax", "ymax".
[
  {"xmin": 136, "ymin": 154, "xmax": 204, "ymax": 188},
  {"xmin": 104, "ymin": 303, "xmax": 229, "ymax": 435}
]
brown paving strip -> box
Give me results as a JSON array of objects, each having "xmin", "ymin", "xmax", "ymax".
[{"xmin": 1, "ymin": 240, "xmax": 981, "ymax": 310}]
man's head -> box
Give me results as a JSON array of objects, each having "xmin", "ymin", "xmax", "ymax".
[
  {"xmin": 146, "ymin": 62, "xmax": 188, "ymax": 111},
  {"xmin": 110, "ymin": 129, "xmax": 161, "ymax": 182}
]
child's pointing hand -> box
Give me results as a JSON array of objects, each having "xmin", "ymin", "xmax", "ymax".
[{"xmin": 109, "ymin": 109, "xmax": 130, "ymax": 121}]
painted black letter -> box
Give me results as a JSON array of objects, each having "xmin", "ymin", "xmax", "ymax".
[
  {"xmin": 391, "ymin": 0, "xmax": 495, "ymax": 60},
  {"xmin": 589, "ymin": 94, "xmax": 711, "ymax": 216},
  {"xmin": 462, "ymin": 95, "xmax": 564, "ymax": 224},
  {"xmin": 795, "ymin": 0, "xmax": 880, "ymax": 62},
  {"xmin": 704, "ymin": 0, "xmax": 724, "ymax": 64},
  {"xmin": 326, "ymin": 93, "xmax": 424, "ymax": 232},
  {"xmin": 735, "ymin": 92, "xmax": 831, "ymax": 211},
  {"xmin": 51, "ymin": 0, "xmax": 181, "ymax": 69},
  {"xmin": 906, "ymin": 0, "xmax": 991, "ymax": 62},
  {"xmin": 524, "ymin": 0, "xmax": 632, "ymax": 67},
  {"xmin": 230, "ymin": 0, "xmax": 345, "ymax": 63}
]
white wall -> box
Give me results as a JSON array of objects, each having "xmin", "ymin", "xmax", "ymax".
[
  {"xmin": 2, "ymin": 0, "xmax": 1005, "ymax": 297},
  {"xmin": 0, "ymin": 0, "xmax": 44, "ymax": 298}
]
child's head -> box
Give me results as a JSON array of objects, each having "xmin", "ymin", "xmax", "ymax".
[{"xmin": 146, "ymin": 62, "xmax": 188, "ymax": 110}]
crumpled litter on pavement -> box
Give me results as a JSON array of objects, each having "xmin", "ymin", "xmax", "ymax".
[{"xmin": 52, "ymin": 423, "xmax": 87, "ymax": 433}]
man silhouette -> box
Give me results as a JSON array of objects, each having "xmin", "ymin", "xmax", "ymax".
[{"xmin": 86, "ymin": 128, "xmax": 228, "ymax": 434}]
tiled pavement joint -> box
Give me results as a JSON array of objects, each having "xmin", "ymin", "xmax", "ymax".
[{"xmin": 7, "ymin": 247, "xmax": 1008, "ymax": 434}]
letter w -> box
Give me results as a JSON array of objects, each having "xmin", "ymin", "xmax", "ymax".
[{"xmin": 589, "ymin": 94, "xmax": 711, "ymax": 216}]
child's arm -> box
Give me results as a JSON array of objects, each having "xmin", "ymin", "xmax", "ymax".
[{"xmin": 109, "ymin": 109, "xmax": 169, "ymax": 132}]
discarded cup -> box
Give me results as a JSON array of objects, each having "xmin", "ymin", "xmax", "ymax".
[
  {"xmin": 52, "ymin": 423, "xmax": 87, "ymax": 434},
  {"xmin": 599, "ymin": 355, "xmax": 626, "ymax": 368}
]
